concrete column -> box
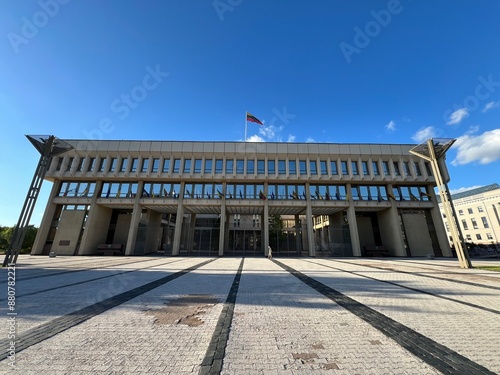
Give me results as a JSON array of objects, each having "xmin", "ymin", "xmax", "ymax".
[
  {"xmin": 31, "ymin": 180, "xmax": 62, "ymax": 255},
  {"xmin": 76, "ymin": 180, "xmax": 103, "ymax": 255},
  {"xmin": 305, "ymin": 183, "xmax": 315, "ymax": 256},
  {"xmin": 428, "ymin": 184, "xmax": 452, "ymax": 257},
  {"xmin": 187, "ymin": 213, "xmax": 197, "ymax": 251},
  {"xmin": 378, "ymin": 183, "xmax": 406, "ymax": 256},
  {"xmin": 219, "ymin": 208, "xmax": 226, "ymax": 257},
  {"xmin": 295, "ymin": 214, "xmax": 302, "ymax": 255},
  {"xmin": 263, "ymin": 199, "xmax": 269, "ymax": 256},
  {"xmin": 144, "ymin": 209, "xmax": 162, "ymax": 254},
  {"xmin": 346, "ymin": 183, "xmax": 361, "ymax": 257},
  {"xmin": 125, "ymin": 181, "xmax": 144, "ymax": 256}
]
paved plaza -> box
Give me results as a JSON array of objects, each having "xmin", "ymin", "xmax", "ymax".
[{"xmin": 1, "ymin": 254, "xmax": 500, "ymax": 374}]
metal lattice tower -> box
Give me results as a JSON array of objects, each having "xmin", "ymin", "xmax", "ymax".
[
  {"xmin": 2, "ymin": 135, "xmax": 73, "ymax": 267},
  {"xmin": 410, "ymin": 138, "xmax": 472, "ymax": 269}
]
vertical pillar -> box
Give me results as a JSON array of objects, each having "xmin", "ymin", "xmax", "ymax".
[
  {"xmin": 219, "ymin": 207, "xmax": 226, "ymax": 257},
  {"xmin": 172, "ymin": 183, "xmax": 185, "ymax": 256},
  {"xmin": 428, "ymin": 185, "xmax": 452, "ymax": 257},
  {"xmin": 346, "ymin": 183, "xmax": 361, "ymax": 257},
  {"xmin": 187, "ymin": 213, "xmax": 197, "ymax": 251},
  {"xmin": 263, "ymin": 199, "xmax": 269, "ymax": 256},
  {"xmin": 305, "ymin": 183, "xmax": 315, "ymax": 256},
  {"xmin": 295, "ymin": 214, "xmax": 301, "ymax": 255},
  {"xmin": 125, "ymin": 181, "xmax": 144, "ymax": 256},
  {"xmin": 78, "ymin": 180, "xmax": 104, "ymax": 255},
  {"xmin": 31, "ymin": 180, "xmax": 62, "ymax": 255}
]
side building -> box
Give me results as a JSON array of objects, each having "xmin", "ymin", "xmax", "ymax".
[
  {"xmin": 439, "ymin": 183, "xmax": 500, "ymax": 248},
  {"xmin": 31, "ymin": 140, "xmax": 452, "ymax": 258}
]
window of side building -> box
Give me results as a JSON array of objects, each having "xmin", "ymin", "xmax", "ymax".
[
  {"xmin": 361, "ymin": 161, "xmax": 368, "ymax": 176},
  {"xmin": 462, "ymin": 219, "xmax": 468, "ymax": 230},
  {"xmin": 226, "ymin": 159, "xmax": 234, "ymax": 174},
  {"xmin": 204, "ymin": 159, "xmax": 212, "ymax": 173},
  {"xmin": 393, "ymin": 162, "xmax": 400, "ymax": 176},
  {"xmin": 151, "ymin": 158, "xmax": 159, "ymax": 173},
  {"xmin": 331, "ymin": 160, "xmax": 338, "ymax": 175},
  {"xmin": 247, "ymin": 159, "xmax": 255, "ymax": 174},
  {"xmin": 299, "ymin": 160, "xmax": 307, "ymax": 175},
  {"xmin": 142, "ymin": 158, "xmax": 150, "ymax": 173},
  {"xmin": 131, "ymin": 158, "xmax": 138, "ymax": 172},
  {"xmin": 236, "ymin": 159, "xmax": 244, "ymax": 174},
  {"xmin": 382, "ymin": 161, "xmax": 390, "ymax": 176},
  {"xmin": 278, "ymin": 160, "xmax": 286, "ymax": 174},
  {"xmin": 162, "ymin": 158, "xmax": 170, "ymax": 173},
  {"xmin": 268, "ymin": 159, "xmax": 276, "ymax": 174},
  {"xmin": 320, "ymin": 160, "xmax": 327, "ymax": 175},
  {"xmin": 414, "ymin": 162, "xmax": 422, "ymax": 176},
  {"xmin": 310, "ymin": 160, "xmax": 317, "ymax": 175},
  {"xmin": 351, "ymin": 161, "xmax": 358, "ymax": 175},
  {"xmin": 481, "ymin": 217, "xmax": 489, "ymax": 228},
  {"xmin": 215, "ymin": 159, "xmax": 223, "ymax": 173},
  {"xmin": 194, "ymin": 159, "xmax": 202, "ymax": 173},
  {"xmin": 257, "ymin": 160, "xmax": 265, "ymax": 174},
  {"xmin": 289, "ymin": 160, "xmax": 297, "ymax": 175},
  {"xmin": 341, "ymin": 161, "xmax": 348, "ymax": 175},
  {"xmin": 173, "ymin": 159, "xmax": 181, "ymax": 173},
  {"xmin": 119, "ymin": 158, "xmax": 128, "ymax": 172}
]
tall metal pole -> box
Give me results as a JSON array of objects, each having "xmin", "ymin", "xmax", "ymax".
[
  {"xmin": 410, "ymin": 138, "xmax": 472, "ymax": 269},
  {"xmin": 2, "ymin": 135, "xmax": 72, "ymax": 266}
]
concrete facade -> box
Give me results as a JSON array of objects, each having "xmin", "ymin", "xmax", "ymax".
[{"xmin": 31, "ymin": 140, "xmax": 452, "ymax": 258}]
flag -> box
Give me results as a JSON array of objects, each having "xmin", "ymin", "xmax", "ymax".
[
  {"xmin": 325, "ymin": 192, "xmax": 330, "ymax": 200},
  {"xmin": 240, "ymin": 191, "xmax": 244, "ymax": 199},
  {"xmin": 410, "ymin": 193, "xmax": 419, "ymax": 201},
  {"xmin": 246, "ymin": 112, "xmax": 263, "ymax": 125},
  {"xmin": 259, "ymin": 190, "xmax": 266, "ymax": 200},
  {"xmin": 345, "ymin": 193, "xmax": 349, "ymax": 201},
  {"xmin": 229, "ymin": 192, "xmax": 233, "ymax": 199},
  {"xmin": 142, "ymin": 188, "xmax": 149, "ymax": 197},
  {"xmin": 271, "ymin": 191, "xmax": 275, "ymax": 200},
  {"xmin": 164, "ymin": 188, "xmax": 168, "ymax": 197},
  {"xmin": 335, "ymin": 191, "xmax": 340, "ymax": 200},
  {"xmin": 185, "ymin": 190, "xmax": 191, "ymax": 198},
  {"xmin": 115, "ymin": 188, "xmax": 121, "ymax": 198},
  {"xmin": 217, "ymin": 189, "xmax": 224, "ymax": 198},
  {"xmin": 292, "ymin": 191, "xmax": 299, "ymax": 200},
  {"xmin": 377, "ymin": 194, "xmax": 383, "ymax": 202}
]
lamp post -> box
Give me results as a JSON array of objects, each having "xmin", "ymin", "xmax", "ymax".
[
  {"xmin": 410, "ymin": 138, "xmax": 472, "ymax": 269},
  {"xmin": 2, "ymin": 135, "xmax": 73, "ymax": 267}
]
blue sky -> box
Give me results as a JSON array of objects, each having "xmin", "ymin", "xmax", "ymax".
[{"xmin": 1, "ymin": 0, "xmax": 499, "ymax": 226}]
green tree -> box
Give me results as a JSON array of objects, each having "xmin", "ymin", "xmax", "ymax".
[{"xmin": 0, "ymin": 225, "xmax": 38, "ymax": 253}]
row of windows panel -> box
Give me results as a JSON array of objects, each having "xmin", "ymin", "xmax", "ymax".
[
  {"xmin": 57, "ymin": 181, "xmax": 433, "ymax": 202},
  {"xmin": 55, "ymin": 157, "xmax": 432, "ymax": 178}
]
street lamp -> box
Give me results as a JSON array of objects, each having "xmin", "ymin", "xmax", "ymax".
[
  {"xmin": 2, "ymin": 135, "xmax": 73, "ymax": 266},
  {"xmin": 410, "ymin": 138, "xmax": 472, "ymax": 269}
]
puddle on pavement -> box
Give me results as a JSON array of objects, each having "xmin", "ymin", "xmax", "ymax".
[{"xmin": 145, "ymin": 294, "xmax": 220, "ymax": 327}]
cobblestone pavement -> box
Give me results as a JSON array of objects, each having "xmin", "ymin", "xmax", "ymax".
[{"xmin": 1, "ymin": 255, "xmax": 499, "ymax": 374}]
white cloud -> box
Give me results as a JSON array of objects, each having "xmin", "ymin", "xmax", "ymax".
[
  {"xmin": 482, "ymin": 101, "xmax": 500, "ymax": 112},
  {"xmin": 246, "ymin": 134, "xmax": 265, "ymax": 142},
  {"xmin": 449, "ymin": 185, "xmax": 484, "ymax": 195},
  {"xmin": 447, "ymin": 108, "xmax": 469, "ymax": 125},
  {"xmin": 306, "ymin": 137, "xmax": 315, "ymax": 143},
  {"xmin": 385, "ymin": 120, "xmax": 396, "ymax": 132},
  {"xmin": 412, "ymin": 126, "xmax": 437, "ymax": 143},
  {"xmin": 287, "ymin": 134, "xmax": 296, "ymax": 142},
  {"xmin": 465, "ymin": 125, "xmax": 479, "ymax": 135},
  {"xmin": 451, "ymin": 128, "xmax": 500, "ymax": 165}
]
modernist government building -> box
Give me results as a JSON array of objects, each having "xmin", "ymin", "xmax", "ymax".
[{"xmin": 31, "ymin": 140, "xmax": 453, "ymax": 258}]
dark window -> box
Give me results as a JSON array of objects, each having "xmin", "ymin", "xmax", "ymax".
[
  {"xmin": 141, "ymin": 158, "xmax": 150, "ymax": 173},
  {"xmin": 247, "ymin": 160, "xmax": 254, "ymax": 174},
  {"xmin": 310, "ymin": 161, "xmax": 317, "ymax": 175},
  {"xmin": 226, "ymin": 159, "xmax": 234, "ymax": 174},
  {"xmin": 341, "ymin": 161, "xmax": 348, "ymax": 175},
  {"xmin": 268, "ymin": 160, "xmax": 275, "ymax": 174},
  {"xmin": 151, "ymin": 158, "xmax": 159, "ymax": 173},
  {"xmin": 372, "ymin": 161, "xmax": 379, "ymax": 176},
  {"xmin": 194, "ymin": 159, "xmax": 202, "ymax": 173},
  {"xmin": 215, "ymin": 159, "xmax": 223, "ymax": 173},
  {"xmin": 320, "ymin": 161, "xmax": 327, "ymax": 175},
  {"xmin": 299, "ymin": 160, "xmax": 307, "ymax": 175},
  {"xmin": 257, "ymin": 160, "xmax": 265, "ymax": 174},
  {"xmin": 173, "ymin": 159, "xmax": 181, "ymax": 173},
  {"xmin": 162, "ymin": 159, "xmax": 170, "ymax": 173},
  {"xmin": 131, "ymin": 158, "xmax": 138, "ymax": 172},
  {"xmin": 278, "ymin": 160, "xmax": 286, "ymax": 174},
  {"xmin": 183, "ymin": 159, "xmax": 191, "ymax": 173},
  {"xmin": 330, "ymin": 161, "xmax": 338, "ymax": 175},
  {"xmin": 119, "ymin": 158, "xmax": 128, "ymax": 172},
  {"xmin": 204, "ymin": 159, "xmax": 212, "ymax": 173}
]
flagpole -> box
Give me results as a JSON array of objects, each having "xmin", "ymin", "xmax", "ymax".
[{"xmin": 244, "ymin": 111, "xmax": 247, "ymax": 142}]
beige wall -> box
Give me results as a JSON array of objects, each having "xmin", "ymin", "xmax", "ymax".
[
  {"xmin": 51, "ymin": 209, "xmax": 86, "ymax": 255},
  {"xmin": 402, "ymin": 213, "xmax": 433, "ymax": 256}
]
